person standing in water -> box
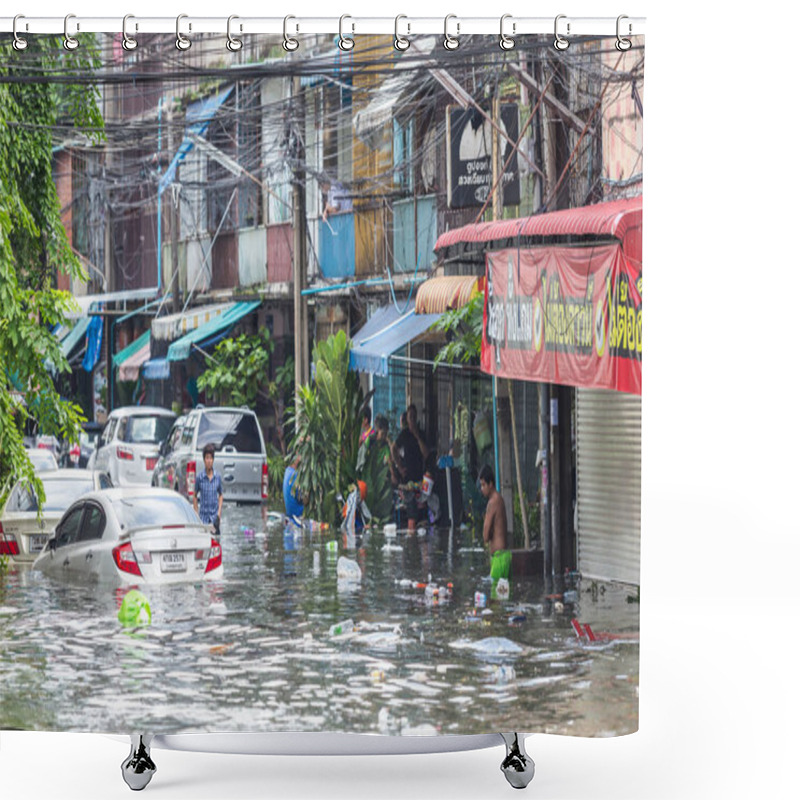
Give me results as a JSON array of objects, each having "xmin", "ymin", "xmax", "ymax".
[{"xmin": 479, "ymin": 464, "xmax": 511, "ymax": 596}]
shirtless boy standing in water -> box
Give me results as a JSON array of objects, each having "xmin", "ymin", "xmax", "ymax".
[{"xmin": 479, "ymin": 464, "xmax": 511, "ymax": 596}]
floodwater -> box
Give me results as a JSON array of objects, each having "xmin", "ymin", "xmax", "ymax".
[{"xmin": 0, "ymin": 504, "xmax": 639, "ymax": 737}]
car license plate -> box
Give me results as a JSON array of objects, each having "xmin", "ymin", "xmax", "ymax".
[
  {"xmin": 30, "ymin": 534, "xmax": 49, "ymax": 553},
  {"xmin": 146, "ymin": 457, "xmax": 157, "ymax": 470},
  {"xmin": 160, "ymin": 552, "xmax": 187, "ymax": 573}
]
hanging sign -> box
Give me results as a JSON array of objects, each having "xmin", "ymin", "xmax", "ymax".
[
  {"xmin": 481, "ymin": 245, "xmax": 642, "ymax": 395},
  {"xmin": 446, "ymin": 104, "xmax": 520, "ymax": 209}
]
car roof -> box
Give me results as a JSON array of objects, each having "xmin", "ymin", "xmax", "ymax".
[
  {"xmin": 190, "ymin": 406, "xmax": 256, "ymax": 415},
  {"xmin": 39, "ymin": 469, "xmax": 99, "ymax": 480},
  {"xmin": 94, "ymin": 487, "xmax": 189, "ymax": 501},
  {"xmin": 108, "ymin": 406, "xmax": 176, "ymax": 418}
]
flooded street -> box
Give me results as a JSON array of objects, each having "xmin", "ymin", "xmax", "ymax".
[{"xmin": 0, "ymin": 504, "xmax": 638, "ymax": 737}]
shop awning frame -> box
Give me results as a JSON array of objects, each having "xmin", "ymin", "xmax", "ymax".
[
  {"xmin": 350, "ymin": 304, "xmax": 442, "ymax": 377},
  {"xmin": 166, "ymin": 300, "xmax": 261, "ymax": 362}
]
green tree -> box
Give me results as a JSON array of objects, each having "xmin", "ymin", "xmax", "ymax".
[
  {"xmin": 288, "ymin": 332, "xmax": 392, "ymax": 526},
  {"xmin": 432, "ymin": 291, "xmax": 484, "ymax": 368},
  {"xmin": 0, "ymin": 38, "xmax": 104, "ymax": 509}
]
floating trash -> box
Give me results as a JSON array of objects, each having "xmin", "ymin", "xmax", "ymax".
[
  {"xmin": 383, "ymin": 523, "xmax": 397, "ymax": 537},
  {"xmin": 508, "ymin": 613, "xmax": 527, "ymax": 625},
  {"xmin": 495, "ymin": 578, "xmax": 510, "ymax": 600},
  {"xmin": 474, "ymin": 591, "xmax": 487, "ymax": 609},
  {"xmin": 382, "ymin": 544, "xmax": 403, "ymax": 553},
  {"xmin": 328, "ymin": 619, "xmax": 354, "ymax": 637},
  {"xmin": 118, "ymin": 589, "xmax": 151, "ymax": 628},
  {"xmin": 450, "ymin": 637, "xmax": 524, "ymax": 656},
  {"xmin": 489, "ymin": 664, "xmax": 516, "ymax": 683},
  {"xmin": 337, "ymin": 556, "xmax": 362, "ymax": 582}
]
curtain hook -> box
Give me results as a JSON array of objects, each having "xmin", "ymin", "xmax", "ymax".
[
  {"xmin": 554, "ymin": 14, "xmax": 570, "ymax": 51},
  {"xmin": 443, "ymin": 14, "xmax": 460, "ymax": 51},
  {"xmin": 64, "ymin": 14, "xmax": 79, "ymax": 51},
  {"xmin": 616, "ymin": 15, "xmax": 632, "ymax": 51},
  {"xmin": 339, "ymin": 15, "xmax": 355, "ymax": 51},
  {"xmin": 122, "ymin": 15, "xmax": 138, "ymax": 51},
  {"xmin": 283, "ymin": 15, "xmax": 299, "ymax": 51},
  {"xmin": 394, "ymin": 15, "xmax": 410, "ymax": 51},
  {"xmin": 12, "ymin": 15, "xmax": 28, "ymax": 51},
  {"xmin": 227, "ymin": 15, "xmax": 243, "ymax": 52},
  {"xmin": 499, "ymin": 14, "xmax": 515, "ymax": 50},
  {"xmin": 176, "ymin": 14, "xmax": 191, "ymax": 51}
]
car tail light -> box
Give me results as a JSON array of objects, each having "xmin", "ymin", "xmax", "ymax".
[
  {"xmin": 261, "ymin": 463, "xmax": 269, "ymax": 499},
  {"xmin": 187, "ymin": 460, "xmax": 196, "ymax": 497},
  {"xmin": 69, "ymin": 444, "xmax": 80, "ymax": 464},
  {"xmin": 112, "ymin": 542, "xmax": 142, "ymax": 576},
  {"xmin": 205, "ymin": 538, "xmax": 222, "ymax": 573},
  {"xmin": 0, "ymin": 531, "xmax": 20, "ymax": 557},
  {"xmin": 116, "ymin": 447, "xmax": 134, "ymax": 461}
]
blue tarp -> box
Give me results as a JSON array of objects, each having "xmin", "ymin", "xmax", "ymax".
[
  {"xmin": 166, "ymin": 301, "xmax": 261, "ymax": 362},
  {"xmin": 319, "ymin": 212, "xmax": 355, "ymax": 279},
  {"xmin": 59, "ymin": 316, "xmax": 90, "ymax": 361},
  {"xmin": 82, "ymin": 316, "xmax": 103, "ymax": 372},
  {"xmin": 158, "ymin": 85, "xmax": 235, "ymax": 196},
  {"xmin": 349, "ymin": 304, "xmax": 441, "ymax": 377},
  {"xmin": 142, "ymin": 358, "xmax": 170, "ymax": 381}
]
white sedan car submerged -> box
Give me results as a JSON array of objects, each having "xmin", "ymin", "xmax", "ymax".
[
  {"xmin": 32, "ymin": 488, "xmax": 223, "ymax": 585},
  {"xmin": 0, "ymin": 469, "xmax": 112, "ymax": 563}
]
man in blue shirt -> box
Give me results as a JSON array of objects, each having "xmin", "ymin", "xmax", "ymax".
[
  {"xmin": 193, "ymin": 443, "xmax": 223, "ymax": 536},
  {"xmin": 283, "ymin": 454, "xmax": 305, "ymax": 524}
]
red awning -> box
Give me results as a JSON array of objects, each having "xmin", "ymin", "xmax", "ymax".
[{"xmin": 434, "ymin": 196, "xmax": 642, "ymax": 254}]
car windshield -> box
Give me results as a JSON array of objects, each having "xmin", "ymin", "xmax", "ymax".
[
  {"xmin": 28, "ymin": 450, "xmax": 58, "ymax": 471},
  {"xmin": 122, "ymin": 414, "xmax": 174, "ymax": 445},
  {"xmin": 112, "ymin": 496, "xmax": 202, "ymax": 529},
  {"xmin": 6, "ymin": 477, "xmax": 95, "ymax": 513},
  {"xmin": 196, "ymin": 411, "xmax": 262, "ymax": 454}
]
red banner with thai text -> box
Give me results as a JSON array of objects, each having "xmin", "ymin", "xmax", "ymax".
[{"xmin": 481, "ymin": 245, "xmax": 642, "ymax": 395}]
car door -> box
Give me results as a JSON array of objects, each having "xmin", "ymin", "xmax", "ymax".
[
  {"xmin": 94, "ymin": 418, "xmax": 117, "ymax": 474},
  {"xmin": 68, "ymin": 501, "xmax": 106, "ymax": 579},
  {"xmin": 155, "ymin": 419, "xmax": 184, "ymax": 490},
  {"xmin": 43, "ymin": 504, "xmax": 85, "ymax": 576}
]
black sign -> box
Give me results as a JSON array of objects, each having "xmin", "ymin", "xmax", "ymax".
[{"xmin": 447, "ymin": 105, "xmax": 520, "ymax": 209}]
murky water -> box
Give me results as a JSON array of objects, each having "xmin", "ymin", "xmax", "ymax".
[{"xmin": 0, "ymin": 504, "xmax": 638, "ymax": 737}]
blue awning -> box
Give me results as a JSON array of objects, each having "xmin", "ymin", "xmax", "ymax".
[
  {"xmin": 142, "ymin": 358, "xmax": 171, "ymax": 381},
  {"xmin": 159, "ymin": 85, "xmax": 234, "ymax": 196},
  {"xmin": 166, "ymin": 300, "xmax": 261, "ymax": 362},
  {"xmin": 349, "ymin": 305, "xmax": 441, "ymax": 377}
]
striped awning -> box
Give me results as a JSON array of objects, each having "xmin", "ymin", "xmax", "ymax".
[
  {"xmin": 434, "ymin": 196, "xmax": 642, "ymax": 251},
  {"xmin": 415, "ymin": 275, "xmax": 482, "ymax": 315},
  {"xmin": 151, "ymin": 303, "xmax": 233, "ymax": 342},
  {"xmin": 113, "ymin": 331, "xmax": 151, "ymax": 382}
]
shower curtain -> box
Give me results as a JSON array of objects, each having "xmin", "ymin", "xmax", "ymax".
[{"xmin": 0, "ymin": 25, "xmax": 642, "ymax": 741}]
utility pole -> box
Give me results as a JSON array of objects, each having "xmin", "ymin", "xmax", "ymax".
[{"xmin": 291, "ymin": 75, "xmax": 309, "ymax": 403}]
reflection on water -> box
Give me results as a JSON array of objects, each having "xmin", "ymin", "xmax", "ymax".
[{"xmin": 0, "ymin": 504, "xmax": 638, "ymax": 736}]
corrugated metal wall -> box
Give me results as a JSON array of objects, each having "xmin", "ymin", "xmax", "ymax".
[
  {"xmin": 575, "ymin": 388, "xmax": 641, "ymax": 585},
  {"xmin": 238, "ymin": 228, "xmax": 267, "ymax": 287},
  {"xmin": 267, "ymin": 222, "xmax": 293, "ymax": 283},
  {"xmin": 392, "ymin": 195, "xmax": 438, "ymax": 273}
]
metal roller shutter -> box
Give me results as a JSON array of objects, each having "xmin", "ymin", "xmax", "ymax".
[{"xmin": 575, "ymin": 388, "xmax": 641, "ymax": 585}]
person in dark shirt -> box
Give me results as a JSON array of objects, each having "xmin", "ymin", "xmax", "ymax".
[{"xmin": 393, "ymin": 405, "xmax": 428, "ymax": 530}]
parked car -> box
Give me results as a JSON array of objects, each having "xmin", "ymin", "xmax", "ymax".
[
  {"xmin": 151, "ymin": 406, "xmax": 267, "ymax": 505},
  {"xmin": 25, "ymin": 448, "xmax": 59, "ymax": 472},
  {"xmin": 91, "ymin": 406, "xmax": 176, "ymax": 487},
  {"xmin": 34, "ymin": 434, "xmax": 61, "ymax": 462},
  {"xmin": 0, "ymin": 469, "xmax": 112, "ymax": 563},
  {"xmin": 31, "ymin": 488, "xmax": 223, "ymax": 585},
  {"xmin": 62, "ymin": 421, "xmax": 104, "ymax": 469}
]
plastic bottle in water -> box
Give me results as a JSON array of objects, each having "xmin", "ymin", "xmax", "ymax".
[
  {"xmin": 396, "ymin": 579, "xmax": 415, "ymax": 588},
  {"xmin": 329, "ymin": 619, "xmax": 355, "ymax": 637}
]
